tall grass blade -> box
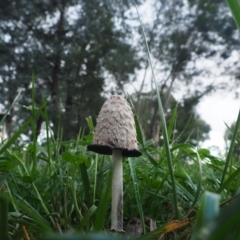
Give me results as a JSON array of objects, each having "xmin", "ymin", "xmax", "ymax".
[
  {"xmin": 0, "ymin": 101, "xmax": 47, "ymax": 155},
  {"xmin": 175, "ymin": 181, "xmax": 195, "ymax": 203},
  {"xmin": 217, "ymin": 166, "xmax": 240, "ymax": 193},
  {"xmin": 80, "ymin": 162, "xmax": 92, "ymax": 207},
  {"xmin": 167, "ymin": 103, "xmax": 178, "ymax": 140},
  {"xmin": 194, "ymin": 193, "xmax": 240, "ymax": 239},
  {"xmin": 9, "ymin": 215, "xmax": 48, "ymax": 232},
  {"xmin": 129, "ymin": 158, "xmax": 146, "ymax": 234},
  {"xmin": 0, "ymin": 192, "xmax": 52, "ymax": 232},
  {"xmin": 226, "ymin": 0, "xmax": 240, "ymax": 30},
  {"xmin": 93, "ymin": 155, "xmax": 98, "ymax": 204},
  {"xmin": 191, "ymin": 150, "xmax": 202, "ymax": 207},
  {"xmin": 132, "ymin": 0, "xmax": 178, "ymax": 219},
  {"xmin": 191, "ymin": 191, "xmax": 220, "ymax": 240},
  {"xmin": 31, "ymin": 73, "xmax": 37, "ymax": 169},
  {"xmin": 0, "ymin": 192, "xmax": 8, "ymax": 240},
  {"xmin": 127, "ymin": 94, "xmax": 144, "ymax": 147},
  {"xmin": 42, "ymin": 96, "xmax": 53, "ymax": 165},
  {"xmin": 9, "ymin": 150, "xmax": 55, "ymax": 226},
  {"xmin": 77, "ymin": 205, "xmax": 97, "ymax": 231},
  {"xmin": 145, "ymin": 151, "xmax": 159, "ymax": 168},
  {"xmin": 220, "ymin": 109, "xmax": 240, "ymax": 185},
  {"xmin": 40, "ymin": 233, "xmax": 125, "ymax": 240},
  {"xmin": 93, "ymin": 170, "xmax": 111, "ymax": 231},
  {"xmin": 0, "ymin": 90, "xmax": 22, "ymax": 126}
]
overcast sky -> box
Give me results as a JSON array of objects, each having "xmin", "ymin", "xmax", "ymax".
[
  {"xmin": 126, "ymin": 80, "xmax": 240, "ymax": 156},
  {"xmin": 125, "ymin": 1, "xmax": 240, "ymax": 156},
  {"xmin": 198, "ymin": 90, "xmax": 240, "ymax": 154}
]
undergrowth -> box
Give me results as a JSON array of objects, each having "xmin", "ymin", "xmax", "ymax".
[{"xmin": 0, "ymin": 96, "xmax": 240, "ymax": 240}]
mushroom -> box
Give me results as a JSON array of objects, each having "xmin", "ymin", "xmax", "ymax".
[{"xmin": 87, "ymin": 95, "xmax": 141, "ymax": 232}]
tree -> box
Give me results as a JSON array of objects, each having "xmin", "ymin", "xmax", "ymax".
[
  {"xmin": 142, "ymin": 0, "xmax": 239, "ymax": 100},
  {"xmin": 131, "ymin": 88, "xmax": 210, "ymax": 145},
  {"xmin": 0, "ymin": 0, "xmax": 239, "ymax": 143},
  {"xmin": 130, "ymin": 0, "xmax": 238, "ymax": 145},
  {"xmin": 0, "ymin": 0, "xmax": 141, "ymax": 140}
]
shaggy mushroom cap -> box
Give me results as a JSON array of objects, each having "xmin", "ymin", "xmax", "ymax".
[{"xmin": 87, "ymin": 95, "xmax": 142, "ymax": 157}]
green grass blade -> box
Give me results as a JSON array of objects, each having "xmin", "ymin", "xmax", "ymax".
[
  {"xmin": 86, "ymin": 116, "xmax": 94, "ymax": 134},
  {"xmin": 191, "ymin": 191, "xmax": 220, "ymax": 240},
  {"xmin": 226, "ymin": 0, "xmax": 240, "ymax": 30},
  {"xmin": 93, "ymin": 170, "xmax": 111, "ymax": 231},
  {"xmin": 217, "ymin": 166, "xmax": 240, "ymax": 193},
  {"xmin": 127, "ymin": 94, "xmax": 144, "ymax": 147},
  {"xmin": 0, "ymin": 90, "xmax": 22, "ymax": 126},
  {"xmin": 133, "ymin": 0, "xmax": 178, "ymax": 219},
  {"xmin": 97, "ymin": 162, "xmax": 111, "ymax": 175},
  {"xmin": 175, "ymin": 181, "xmax": 195, "ymax": 203},
  {"xmin": 42, "ymin": 96, "xmax": 54, "ymax": 166},
  {"xmin": 77, "ymin": 205, "xmax": 97, "ymax": 231},
  {"xmin": 0, "ymin": 193, "xmax": 8, "ymax": 240},
  {"xmin": 16, "ymin": 196, "xmax": 53, "ymax": 231},
  {"xmin": 145, "ymin": 151, "xmax": 159, "ymax": 168},
  {"xmin": 167, "ymin": 103, "xmax": 178, "ymax": 140},
  {"xmin": 129, "ymin": 158, "xmax": 146, "ymax": 234},
  {"xmin": 220, "ymin": 109, "xmax": 240, "ymax": 185},
  {"xmin": 0, "ymin": 101, "xmax": 47, "ymax": 155},
  {"xmin": 191, "ymin": 150, "xmax": 202, "ymax": 207},
  {"xmin": 170, "ymin": 143, "xmax": 193, "ymax": 152},
  {"xmin": 197, "ymin": 193, "xmax": 240, "ymax": 239},
  {"xmin": 80, "ymin": 162, "xmax": 92, "ymax": 207},
  {"xmin": 71, "ymin": 176, "xmax": 83, "ymax": 222},
  {"xmin": 0, "ymin": 191, "xmax": 52, "ymax": 232},
  {"xmin": 9, "ymin": 215, "xmax": 49, "ymax": 232},
  {"xmin": 9, "ymin": 151, "xmax": 55, "ymax": 226},
  {"xmin": 31, "ymin": 73, "xmax": 37, "ymax": 169}
]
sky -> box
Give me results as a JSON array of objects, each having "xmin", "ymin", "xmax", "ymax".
[
  {"xmin": 198, "ymin": 90, "xmax": 240, "ymax": 154},
  {"xmin": 124, "ymin": 1, "xmax": 240, "ymax": 156},
  {"xmin": 125, "ymin": 79, "xmax": 240, "ymax": 155}
]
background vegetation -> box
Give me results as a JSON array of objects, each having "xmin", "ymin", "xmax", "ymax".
[
  {"xmin": 0, "ymin": 0, "xmax": 239, "ymax": 143},
  {"xmin": 0, "ymin": 0, "xmax": 240, "ymax": 239}
]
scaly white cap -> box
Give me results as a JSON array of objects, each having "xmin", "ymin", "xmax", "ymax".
[{"xmin": 87, "ymin": 95, "xmax": 141, "ymax": 157}]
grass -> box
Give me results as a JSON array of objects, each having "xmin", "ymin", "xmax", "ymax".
[
  {"xmin": 0, "ymin": 92, "xmax": 240, "ymax": 239},
  {"xmin": 132, "ymin": 1, "xmax": 178, "ymax": 220},
  {"xmin": 226, "ymin": 0, "xmax": 240, "ymax": 30}
]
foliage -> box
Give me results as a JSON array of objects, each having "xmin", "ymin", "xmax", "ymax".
[
  {"xmin": 131, "ymin": 0, "xmax": 239, "ymax": 145},
  {"xmin": 142, "ymin": 0, "xmax": 239, "ymax": 90},
  {"xmin": 131, "ymin": 89, "xmax": 211, "ymax": 145},
  {"xmin": 0, "ymin": 0, "xmax": 239, "ymax": 142},
  {"xmin": 0, "ymin": 96, "xmax": 240, "ymax": 239},
  {"xmin": 131, "ymin": 0, "xmax": 238, "ymax": 147},
  {"xmin": 0, "ymin": 0, "xmax": 141, "ymax": 140}
]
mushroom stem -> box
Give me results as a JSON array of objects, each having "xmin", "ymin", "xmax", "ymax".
[{"xmin": 111, "ymin": 149, "xmax": 124, "ymax": 232}]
